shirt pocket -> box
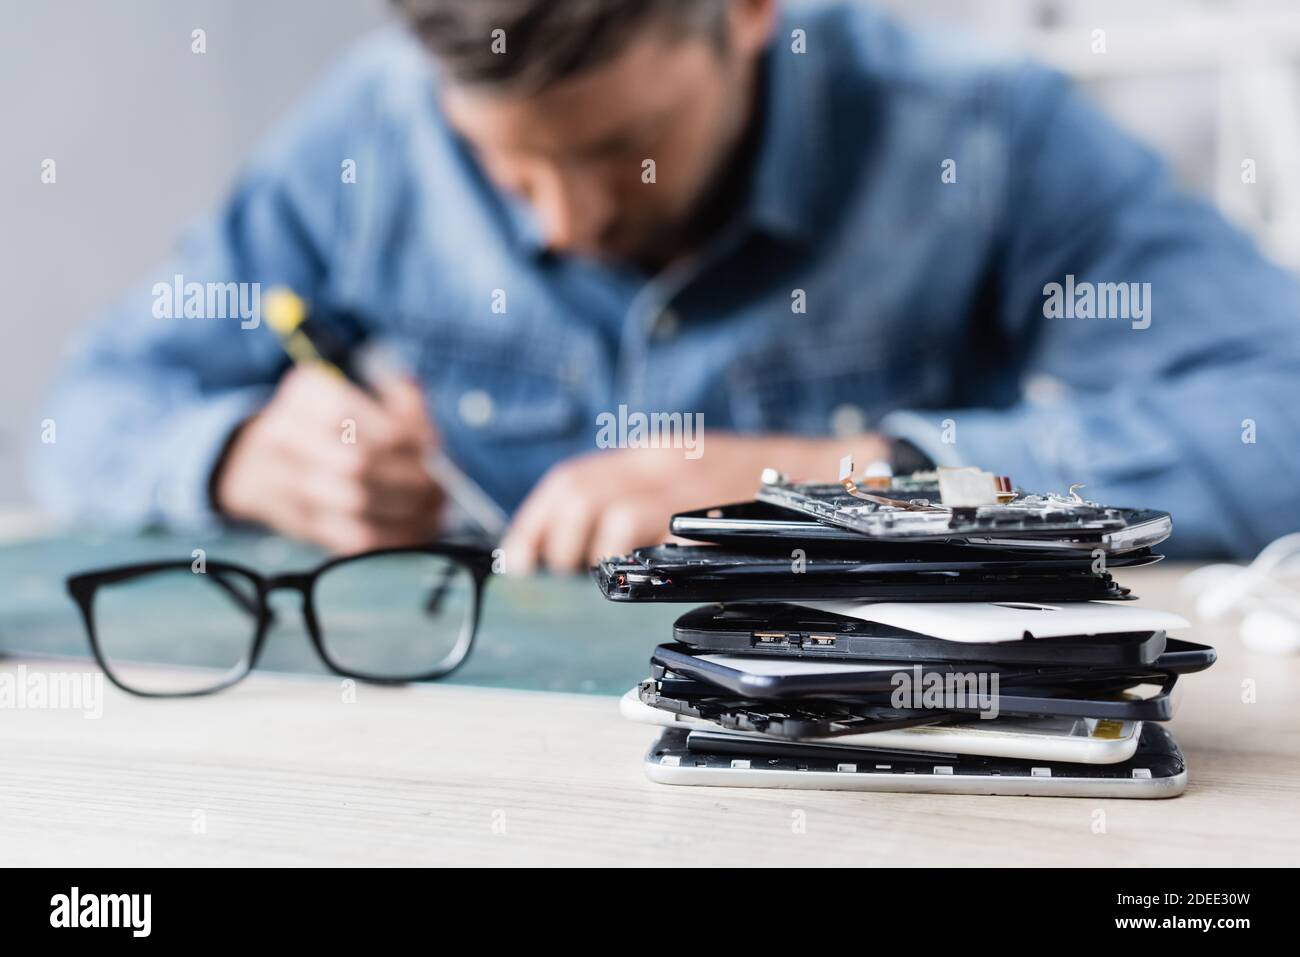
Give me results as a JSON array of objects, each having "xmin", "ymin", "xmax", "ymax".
[
  {"xmin": 725, "ymin": 335, "xmax": 943, "ymax": 435},
  {"xmin": 415, "ymin": 327, "xmax": 586, "ymax": 441},
  {"xmin": 412, "ymin": 326, "xmax": 592, "ymax": 512}
]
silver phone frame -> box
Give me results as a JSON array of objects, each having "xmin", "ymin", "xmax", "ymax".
[{"xmin": 644, "ymin": 757, "xmax": 1186, "ymax": 798}]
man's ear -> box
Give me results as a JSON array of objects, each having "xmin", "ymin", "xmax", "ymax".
[{"xmin": 728, "ymin": 0, "xmax": 779, "ymax": 55}]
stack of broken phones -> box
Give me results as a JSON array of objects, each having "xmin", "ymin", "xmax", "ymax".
[{"xmin": 597, "ymin": 465, "xmax": 1215, "ymax": 798}]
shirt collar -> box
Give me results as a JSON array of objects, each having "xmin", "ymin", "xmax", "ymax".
[
  {"xmin": 501, "ymin": 190, "xmax": 549, "ymax": 258},
  {"xmin": 743, "ymin": 34, "xmax": 827, "ymax": 247}
]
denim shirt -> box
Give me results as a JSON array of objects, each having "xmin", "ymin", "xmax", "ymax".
[{"xmin": 34, "ymin": 0, "xmax": 1300, "ymax": 558}]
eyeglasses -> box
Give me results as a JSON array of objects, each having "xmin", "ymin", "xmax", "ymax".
[{"xmin": 65, "ymin": 544, "xmax": 495, "ymax": 697}]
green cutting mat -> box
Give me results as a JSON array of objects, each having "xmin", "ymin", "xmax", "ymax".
[{"xmin": 0, "ymin": 531, "xmax": 678, "ymax": 696}]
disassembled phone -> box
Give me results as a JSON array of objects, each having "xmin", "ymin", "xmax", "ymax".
[
  {"xmin": 620, "ymin": 689, "xmax": 1143, "ymax": 764},
  {"xmin": 650, "ymin": 642, "xmax": 1203, "ymax": 708},
  {"xmin": 642, "ymin": 658, "xmax": 1184, "ymax": 722},
  {"xmin": 672, "ymin": 602, "xmax": 1173, "ymax": 667},
  {"xmin": 672, "ymin": 500, "xmax": 1170, "ymax": 556},
  {"xmin": 643, "ymin": 724, "xmax": 1187, "ymax": 797},
  {"xmin": 753, "ymin": 466, "xmax": 1172, "ymax": 555},
  {"xmin": 615, "ymin": 464, "xmax": 1203, "ymax": 796},
  {"xmin": 635, "ymin": 678, "xmax": 950, "ymax": 738},
  {"xmin": 670, "ymin": 501, "xmax": 885, "ymax": 546},
  {"xmin": 594, "ymin": 545, "xmax": 1133, "ymax": 603}
]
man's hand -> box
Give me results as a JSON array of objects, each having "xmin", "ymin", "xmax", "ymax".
[
  {"xmin": 212, "ymin": 365, "xmax": 443, "ymax": 553},
  {"xmin": 500, "ymin": 432, "xmax": 890, "ymax": 573}
]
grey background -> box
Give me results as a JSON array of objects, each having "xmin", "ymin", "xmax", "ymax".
[
  {"xmin": 2, "ymin": 0, "xmax": 1293, "ymax": 511},
  {"xmin": 0, "ymin": 0, "xmax": 390, "ymax": 509}
]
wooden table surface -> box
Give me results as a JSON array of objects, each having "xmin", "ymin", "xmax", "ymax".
[{"xmin": 1, "ymin": 564, "xmax": 1297, "ymax": 867}]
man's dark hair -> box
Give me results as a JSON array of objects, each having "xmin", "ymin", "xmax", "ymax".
[{"xmin": 394, "ymin": 0, "xmax": 730, "ymax": 93}]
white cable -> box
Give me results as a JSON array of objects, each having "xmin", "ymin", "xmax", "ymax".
[{"xmin": 1180, "ymin": 533, "xmax": 1300, "ymax": 654}]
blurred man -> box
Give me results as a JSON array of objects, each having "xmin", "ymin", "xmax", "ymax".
[{"xmin": 35, "ymin": 0, "xmax": 1300, "ymax": 566}]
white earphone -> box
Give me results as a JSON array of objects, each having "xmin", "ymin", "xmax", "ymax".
[{"xmin": 1179, "ymin": 532, "xmax": 1300, "ymax": 655}]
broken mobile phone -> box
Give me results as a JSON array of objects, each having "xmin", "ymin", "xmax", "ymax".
[
  {"xmin": 649, "ymin": 641, "xmax": 1206, "ymax": 710},
  {"xmin": 634, "ymin": 677, "xmax": 949, "ymax": 738},
  {"xmin": 642, "ymin": 664, "xmax": 1183, "ymax": 723},
  {"xmin": 593, "ymin": 544, "xmax": 1134, "ymax": 602},
  {"xmin": 671, "ymin": 601, "xmax": 1176, "ymax": 668},
  {"xmin": 621, "ymin": 687, "xmax": 1146, "ymax": 764},
  {"xmin": 642, "ymin": 725, "xmax": 1188, "ymax": 797},
  {"xmin": 753, "ymin": 466, "xmax": 1172, "ymax": 555}
]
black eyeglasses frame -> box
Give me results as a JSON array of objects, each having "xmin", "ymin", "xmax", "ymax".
[{"xmin": 65, "ymin": 543, "xmax": 496, "ymax": 698}]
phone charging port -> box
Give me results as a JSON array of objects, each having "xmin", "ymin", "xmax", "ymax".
[
  {"xmin": 807, "ymin": 634, "xmax": 837, "ymax": 648},
  {"xmin": 752, "ymin": 631, "xmax": 788, "ymax": 648}
]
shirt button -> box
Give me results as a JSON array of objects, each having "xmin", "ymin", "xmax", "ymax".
[
  {"xmin": 830, "ymin": 403, "xmax": 866, "ymax": 436},
  {"xmin": 651, "ymin": 308, "xmax": 680, "ymax": 340},
  {"xmin": 458, "ymin": 389, "xmax": 495, "ymax": 428}
]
